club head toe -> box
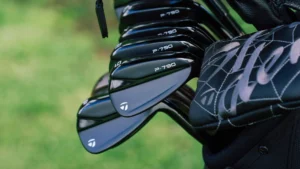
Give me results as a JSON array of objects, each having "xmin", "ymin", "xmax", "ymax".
[{"xmin": 77, "ymin": 95, "xmax": 153, "ymax": 154}]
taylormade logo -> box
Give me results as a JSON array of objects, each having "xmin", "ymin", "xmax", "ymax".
[
  {"xmin": 120, "ymin": 102, "xmax": 128, "ymax": 111},
  {"xmin": 88, "ymin": 139, "xmax": 96, "ymax": 148}
]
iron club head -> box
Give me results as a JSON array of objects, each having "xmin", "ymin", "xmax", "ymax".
[
  {"xmin": 119, "ymin": 1, "xmax": 233, "ymax": 38},
  {"xmin": 110, "ymin": 34, "xmax": 204, "ymax": 70},
  {"xmin": 109, "ymin": 52, "xmax": 201, "ymax": 117},
  {"xmin": 120, "ymin": 25, "xmax": 215, "ymax": 45},
  {"xmin": 77, "ymin": 84, "xmax": 203, "ymax": 154}
]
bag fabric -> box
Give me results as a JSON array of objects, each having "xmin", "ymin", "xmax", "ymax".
[
  {"xmin": 227, "ymin": 0, "xmax": 300, "ymax": 30},
  {"xmin": 189, "ymin": 22, "xmax": 300, "ymax": 132},
  {"xmin": 204, "ymin": 112, "xmax": 300, "ymax": 169}
]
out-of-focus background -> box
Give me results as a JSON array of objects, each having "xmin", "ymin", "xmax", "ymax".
[{"xmin": 0, "ymin": 0, "xmax": 255, "ymax": 169}]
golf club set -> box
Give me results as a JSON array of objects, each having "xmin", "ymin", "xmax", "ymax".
[{"xmin": 77, "ymin": 0, "xmax": 245, "ymax": 154}]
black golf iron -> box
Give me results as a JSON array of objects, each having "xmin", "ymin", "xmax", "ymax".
[
  {"xmin": 77, "ymin": 84, "xmax": 202, "ymax": 154},
  {"xmin": 92, "ymin": 73, "xmax": 110, "ymax": 96},
  {"xmin": 114, "ymin": 0, "xmax": 194, "ymax": 20},
  {"xmin": 120, "ymin": 24, "xmax": 216, "ymax": 45},
  {"xmin": 119, "ymin": 0, "xmax": 233, "ymax": 39},
  {"xmin": 110, "ymin": 34, "xmax": 204, "ymax": 70},
  {"xmin": 109, "ymin": 51, "xmax": 201, "ymax": 117}
]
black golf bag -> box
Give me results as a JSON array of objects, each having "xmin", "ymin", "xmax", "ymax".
[
  {"xmin": 78, "ymin": 0, "xmax": 300, "ymax": 169},
  {"xmin": 191, "ymin": 23, "xmax": 300, "ymax": 169}
]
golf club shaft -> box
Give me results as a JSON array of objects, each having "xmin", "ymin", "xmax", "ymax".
[{"xmin": 203, "ymin": 0, "xmax": 244, "ymax": 36}]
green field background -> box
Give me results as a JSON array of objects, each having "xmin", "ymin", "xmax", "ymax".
[{"xmin": 0, "ymin": 0, "xmax": 255, "ymax": 169}]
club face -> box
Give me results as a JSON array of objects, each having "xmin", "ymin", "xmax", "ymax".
[
  {"xmin": 119, "ymin": 3, "xmax": 232, "ymax": 38},
  {"xmin": 110, "ymin": 57, "xmax": 196, "ymax": 117},
  {"xmin": 77, "ymin": 85, "xmax": 194, "ymax": 154},
  {"xmin": 110, "ymin": 35, "xmax": 203, "ymax": 70}
]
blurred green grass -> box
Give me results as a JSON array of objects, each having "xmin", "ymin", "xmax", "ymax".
[{"xmin": 0, "ymin": 1, "xmax": 255, "ymax": 169}]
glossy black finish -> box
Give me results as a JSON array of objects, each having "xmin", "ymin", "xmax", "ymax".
[
  {"xmin": 120, "ymin": 25, "xmax": 215, "ymax": 45},
  {"xmin": 122, "ymin": 18, "xmax": 215, "ymax": 40},
  {"xmin": 110, "ymin": 35, "xmax": 203, "ymax": 70},
  {"xmin": 77, "ymin": 85, "xmax": 203, "ymax": 154},
  {"xmin": 109, "ymin": 54, "xmax": 201, "ymax": 117},
  {"xmin": 119, "ymin": 1, "xmax": 233, "ymax": 39},
  {"xmin": 203, "ymin": 0, "xmax": 244, "ymax": 36},
  {"xmin": 115, "ymin": 0, "xmax": 193, "ymax": 9},
  {"xmin": 112, "ymin": 58, "xmax": 191, "ymax": 79},
  {"xmin": 92, "ymin": 72, "xmax": 195, "ymax": 101},
  {"xmin": 96, "ymin": 0, "xmax": 108, "ymax": 38},
  {"xmin": 114, "ymin": 0, "xmax": 134, "ymax": 8},
  {"xmin": 114, "ymin": 0, "xmax": 194, "ymax": 19},
  {"xmin": 91, "ymin": 73, "xmax": 110, "ymax": 96}
]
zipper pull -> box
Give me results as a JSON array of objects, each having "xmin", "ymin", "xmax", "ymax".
[{"xmin": 96, "ymin": 0, "xmax": 108, "ymax": 38}]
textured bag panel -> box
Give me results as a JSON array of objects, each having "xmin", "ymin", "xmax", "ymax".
[
  {"xmin": 203, "ymin": 113, "xmax": 300, "ymax": 169},
  {"xmin": 234, "ymin": 112, "xmax": 300, "ymax": 169},
  {"xmin": 227, "ymin": 0, "xmax": 299, "ymax": 30},
  {"xmin": 190, "ymin": 22, "xmax": 300, "ymax": 132},
  {"xmin": 233, "ymin": 113, "xmax": 294, "ymax": 169},
  {"xmin": 202, "ymin": 117, "xmax": 283, "ymax": 169},
  {"xmin": 289, "ymin": 112, "xmax": 300, "ymax": 169},
  {"xmin": 286, "ymin": 0, "xmax": 300, "ymax": 10},
  {"xmin": 227, "ymin": 0, "xmax": 284, "ymax": 29}
]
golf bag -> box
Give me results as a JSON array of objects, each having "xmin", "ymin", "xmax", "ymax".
[
  {"xmin": 204, "ymin": 112, "xmax": 300, "ymax": 169},
  {"xmin": 192, "ymin": 23, "xmax": 300, "ymax": 169},
  {"xmin": 77, "ymin": 0, "xmax": 300, "ymax": 169},
  {"xmin": 227, "ymin": 0, "xmax": 300, "ymax": 30}
]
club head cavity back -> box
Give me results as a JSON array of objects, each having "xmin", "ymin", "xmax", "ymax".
[
  {"xmin": 77, "ymin": 84, "xmax": 202, "ymax": 154},
  {"xmin": 109, "ymin": 54, "xmax": 200, "ymax": 117},
  {"xmin": 119, "ymin": 1, "xmax": 233, "ymax": 39},
  {"xmin": 110, "ymin": 35, "xmax": 204, "ymax": 70}
]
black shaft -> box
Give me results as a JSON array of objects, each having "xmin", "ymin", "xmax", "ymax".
[{"xmin": 203, "ymin": 0, "xmax": 244, "ymax": 36}]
